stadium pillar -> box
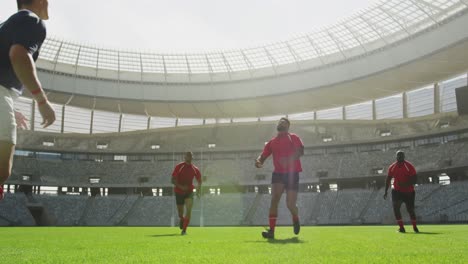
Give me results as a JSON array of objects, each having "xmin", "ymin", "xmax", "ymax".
[
  {"xmin": 402, "ymin": 92, "xmax": 408, "ymax": 118},
  {"xmin": 31, "ymin": 100, "xmax": 36, "ymax": 131},
  {"xmin": 434, "ymin": 83, "xmax": 441, "ymax": 114},
  {"xmin": 90, "ymin": 110, "xmax": 94, "ymax": 134},
  {"xmin": 61, "ymin": 106, "xmax": 65, "ymax": 133},
  {"xmin": 147, "ymin": 116, "xmax": 151, "ymax": 130},
  {"xmin": 342, "ymin": 106, "xmax": 346, "ymax": 120},
  {"xmin": 372, "ymin": 100, "xmax": 376, "ymax": 120},
  {"xmin": 118, "ymin": 113, "xmax": 123, "ymax": 133}
]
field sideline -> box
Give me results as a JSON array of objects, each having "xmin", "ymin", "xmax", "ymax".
[{"xmin": 0, "ymin": 225, "xmax": 467, "ymax": 263}]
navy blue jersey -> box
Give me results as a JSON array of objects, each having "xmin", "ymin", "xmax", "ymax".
[{"xmin": 0, "ymin": 10, "xmax": 46, "ymax": 92}]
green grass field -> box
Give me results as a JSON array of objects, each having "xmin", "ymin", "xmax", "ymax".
[{"xmin": 0, "ymin": 225, "xmax": 467, "ymax": 263}]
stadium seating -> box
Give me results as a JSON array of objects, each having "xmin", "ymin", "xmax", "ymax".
[{"xmin": 1, "ymin": 181, "xmax": 467, "ymax": 226}]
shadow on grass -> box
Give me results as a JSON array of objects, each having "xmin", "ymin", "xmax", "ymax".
[
  {"xmin": 246, "ymin": 237, "xmax": 305, "ymax": 244},
  {"xmin": 148, "ymin": 234, "xmax": 180, "ymax": 238},
  {"xmin": 413, "ymin": 232, "xmax": 442, "ymax": 235}
]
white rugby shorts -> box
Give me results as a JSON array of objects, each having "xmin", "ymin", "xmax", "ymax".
[{"xmin": 0, "ymin": 85, "xmax": 18, "ymax": 144}]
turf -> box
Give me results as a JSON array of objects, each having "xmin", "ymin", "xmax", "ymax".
[{"xmin": 0, "ymin": 225, "xmax": 467, "ymax": 263}]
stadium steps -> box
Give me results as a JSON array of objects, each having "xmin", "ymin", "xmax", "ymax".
[
  {"xmin": 117, "ymin": 195, "xmax": 144, "ymax": 226},
  {"xmin": 25, "ymin": 194, "xmax": 57, "ymax": 226},
  {"xmin": 358, "ymin": 189, "xmax": 379, "ymax": 222},
  {"xmin": 0, "ymin": 213, "xmax": 15, "ymax": 225},
  {"xmin": 326, "ymin": 192, "xmax": 339, "ymax": 223},
  {"xmin": 456, "ymin": 204, "xmax": 468, "ymax": 215},
  {"xmin": 307, "ymin": 192, "xmax": 323, "ymax": 225},
  {"xmin": 78, "ymin": 196, "xmax": 95, "ymax": 225},
  {"xmin": 107, "ymin": 195, "xmax": 138, "ymax": 225},
  {"xmin": 0, "ymin": 193, "xmax": 38, "ymax": 226},
  {"xmin": 423, "ymin": 197, "xmax": 468, "ymax": 218},
  {"xmin": 242, "ymin": 193, "xmax": 262, "ymax": 225},
  {"xmin": 419, "ymin": 185, "xmax": 443, "ymax": 203}
]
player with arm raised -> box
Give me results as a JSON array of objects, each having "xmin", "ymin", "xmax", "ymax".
[
  {"xmin": 171, "ymin": 151, "xmax": 202, "ymax": 235},
  {"xmin": 384, "ymin": 150, "xmax": 419, "ymax": 233},
  {"xmin": 0, "ymin": 0, "xmax": 56, "ymax": 200},
  {"xmin": 255, "ymin": 117, "xmax": 304, "ymax": 239}
]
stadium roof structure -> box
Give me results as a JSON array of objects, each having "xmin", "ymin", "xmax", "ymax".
[{"xmin": 34, "ymin": 0, "xmax": 468, "ymax": 118}]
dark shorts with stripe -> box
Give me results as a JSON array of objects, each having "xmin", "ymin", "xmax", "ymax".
[
  {"xmin": 271, "ymin": 172, "xmax": 299, "ymax": 191},
  {"xmin": 392, "ymin": 190, "xmax": 415, "ymax": 207},
  {"xmin": 175, "ymin": 192, "xmax": 194, "ymax": 205}
]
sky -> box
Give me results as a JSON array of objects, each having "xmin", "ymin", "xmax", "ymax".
[{"xmin": 0, "ymin": 0, "xmax": 377, "ymax": 53}]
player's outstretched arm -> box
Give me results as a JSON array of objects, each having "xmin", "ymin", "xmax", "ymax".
[
  {"xmin": 10, "ymin": 45, "xmax": 55, "ymax": 128},
  {"xmin": 14, "ymin": 111, "xmax": 29, "ymax": 130},
  {"xmin": 255, "ymin": 155, "xmax": 266, "ymax": 168},
  {"xmin": 383, "ymin": 175, "xmax": 392, "ymax": 200},
  {"xmin": 196, "ymin": 183, "xmax": 202, "ymax": 198}
]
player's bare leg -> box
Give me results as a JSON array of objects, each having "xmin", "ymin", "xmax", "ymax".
[
  {"xmin": 286, "ymin": 189, "xmax": 300, "ymax": 235},
  {"xmin": 181, "ymin": 197, "xmax": 193, "ymax": 235},
  {"xmin": 405, "ymin": 202, "xmax": 419, "ymax": 233},
  {"xmin": 0, "ymin": 141, "xmax": 15, "ymax": 200},
  {"xmin": 392, "ymin": 200, "xmax": 405, "ymax": 232},
  {"xmin": 176, "ymin": 204, "xmax": 184, "ymax": 229},
  {"xmin": 263, "ymin": 183, "xmax": 284, "ymax": 239}
]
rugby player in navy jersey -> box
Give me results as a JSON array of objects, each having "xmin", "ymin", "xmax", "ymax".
[{"xmin": 0, "ymin": 0, "xmax": 56, "ymax": 200}]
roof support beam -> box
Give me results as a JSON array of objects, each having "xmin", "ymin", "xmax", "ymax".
[
  {"xmin": 359, "ymin": 15, "xmax": 389, "ymax": 45},
  {"xmin": 52, "ymin": 42, "xmax": 63, "ymax": 72},
  {"xmin": 241, "ymin": 51, "xmax": 254, "ymax": 70},
  {"xmin": 410, "ymin": 0, "xmax": 439, "ymax": 24},
  {"xmin": 285, "ymin": 42, "xmax": 301, "ymax": 63},
  {"xmin": 342, "ymin": 24, "xmax": 368, "ymax": 53},
  {"xmin": 326, "ymin": 30, "xmax": 347, "ymax": 59},
  {"xmin": 185, "ymin": 55, "xmax": 192, "ymax": 82},
  {"xmin": 139, "ymin": 53, "xmax": 144, "ymax": 82},
  {"xmin": 117, "ymin": 51, "xmax": 121, "ymax": 82},
  {"xmin": 162, "ymin": 55, "xmax": 167, "ymax": 83},
  {"xmin": 205, "ymin": 54, "xmax": 214, "ymax": 82},
  {"xmin": 285, "ymin": 42, "xmax": 302, "ymax": 70},
  {"xmin": 95, "ymin": 49, "xmax": 99, "ymax": 78},
  {"xmin": 379, "ymin": 6, "xmax": 411, "ymax": 35},
  {"xmin": 241, "ymin": 50, "xmax": 254, "ymax": 78},
  {"xmin": 306, "ymin": 35, "xmax": 325, "ymax": 65},
  {"xmin": 185, "ymin": 55, "xmax": 192, "ymax": 75},
  {"xmin": 264, "ymin": 47, "xmax": 278, "ymax": 75},
  {"xmin": 416, "ymin": 0, "xmax": 444, "ymax": 13},
  {"xmin": 221, "ymin": 53, "xmax": 233, "ymax": 80}
]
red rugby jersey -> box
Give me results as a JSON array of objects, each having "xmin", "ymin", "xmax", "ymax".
[
  {"xmin": 262, "ymin": 132, "xmax": 304, "ymax": 173},
  {"xmin": 172, "ymin": 162, "xmax": 201, "ymax": 194},
  {"xmin": 388, "ymin": 161, "xmax": 417, "ymax": 192}
]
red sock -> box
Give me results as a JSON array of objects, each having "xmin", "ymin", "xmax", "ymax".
[
  {"xmin": 397, "ymin": 219, "xmax": 404, "ymax": 229},
  {"xmin": 0, "ymin": 186, "xmax": 3, "ymax": 200},
  {"xmin": 269, "ymin": 214, "xmax": 277, "ymax": 232},
  {"xmin": 183, "ymin": 217, "xmax": 190, "ymax": 231},
  {"xmin": 411, "ymin": 219, "xmax": 417, "ymax": 229},
  {"xmin": 292, "ymin": 214, "xmax": 299, "ymax": 223}
]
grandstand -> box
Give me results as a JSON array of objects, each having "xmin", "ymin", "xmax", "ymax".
[{"xmin": 2, "ymin": 0, "xmax": 468, "ymax": 227}]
